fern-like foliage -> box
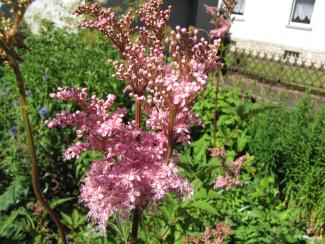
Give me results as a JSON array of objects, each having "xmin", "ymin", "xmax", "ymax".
[{"xmin": 0, "ymin": 176, "xmax": 29, "ymax": 212}]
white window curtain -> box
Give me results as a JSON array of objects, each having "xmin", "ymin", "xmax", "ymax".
[
  {"xmin": 233, "ymin": 0, "xmax": 246, "ymax": 15},
  {"xmin": 291, "ymin": 0, "xmax": 316, "ymax": 24}
]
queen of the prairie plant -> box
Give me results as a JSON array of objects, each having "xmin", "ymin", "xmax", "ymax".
[
  {"xmin": 47, "ymin": 0, "xmax": 228, "ymax": 238},
  {"xmin": 210, "ymin": 147, "xmax": 246, "ymax": 191},
  {"xmin": 75, "ymin": 0, "xmax": 221, "ymax": 156},
  {"xmin": 46, "ymin": 87, "xmax": 192, "ymax": 231}
]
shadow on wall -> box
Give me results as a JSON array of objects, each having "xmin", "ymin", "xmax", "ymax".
[
  {"xmin": 104, "ymin": 0, "xmax": 218, "ymax": 33},
  {"xmin": 0, "ymin": 3, "xmax": 10, "ymax": 17},
  {"xmin": 0, "ymin": 0, "xmax": 218, "ymax": 33}
]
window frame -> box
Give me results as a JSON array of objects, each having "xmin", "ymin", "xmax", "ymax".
[
  {"xmin": 287, "ymin": 0, "xmax": 316, "ymax": 30},
  {"xmin": 232, "ymin": 0, "xmax": 246, "ymax": 16},
  {"xmin": 229, "ymin": 0, "xmax": 246, "ymax": 22}
]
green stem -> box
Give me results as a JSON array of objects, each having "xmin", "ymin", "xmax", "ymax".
[
  {"xmin": 0, "ymin": 41, "xmax": 67, "ymax": 244},
  {"xmin": 213, "ymin": 71, "xmax": 220, "ymax": 147}
]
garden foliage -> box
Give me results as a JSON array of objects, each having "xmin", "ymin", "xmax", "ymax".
[
  {"xmin": 248, "ymin": 99, "xmax": 325, "ymax": 235},
  {"xmin": 0, "ymin": 3, "xmax": 324, "ymax": 244},
  {"xmin": 0, "ymin": 26, "xmax": 128, "ymax": 242}
]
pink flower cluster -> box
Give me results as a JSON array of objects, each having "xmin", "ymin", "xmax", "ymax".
[
  {"xmin": 209, "ymin": 147, "xmax": 227, "ymax": 159},
  {"xmin": 204, "ymin": 0, "xmax": 237, "ymax": 40},
  {"xmin": 46, "ymin": 88, "xmax": 192, "ymax": 231},
  {"xmin": 48, "ymin": 0, "xmax": 225, "ymax": 231},
  {"xmin": 214, "ymin": 175, "xmax": 240, "ymax": 191},
  {"xmin": 201, "ymin": 222, "xmax": 233, "ymax": 244},
  {"xmin": 210, "ymin": 147, "xmax": 245, "ymax": 190},
  {"xmin": 75, "ymin": 0, "xmax": 221, "ymax": 143}
]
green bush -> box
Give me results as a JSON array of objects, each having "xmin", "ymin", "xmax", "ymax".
[{"xmin": 248, "ymin": 99, "xmax": 325, "ymax": 234}]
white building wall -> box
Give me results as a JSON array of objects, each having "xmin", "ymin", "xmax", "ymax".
[{"xmin": 229, "ymin": 0, "xmax": 325, "ymax": 59}]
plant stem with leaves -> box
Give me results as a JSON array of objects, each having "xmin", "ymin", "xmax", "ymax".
[
  {"xmin": 0, "ymin": 1, "xmax": 67, "ymax": 242},
  {"xmin": 0, "ymin": 41, "xmax": 67, "ymax": 244}
]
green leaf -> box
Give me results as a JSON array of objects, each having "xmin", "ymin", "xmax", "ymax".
[
  {"xmin": 60, "ymin": 211, "xmax": 73, "ymax": 226},
  {"xmin": 237, "ymin": 133, "xmax": 247, "ymax": 152},
  {"xmin": 206, "ymin": 190, "xmax": 220, "ymax": 199},
  {"xmin": 192, "ymin": 178, "xmax": 203, "ymax": 190},
  {"xmin": 50, "ymin": 197, "xmax": 74, "ymax": 209},
  {"xmin": 0, "ymin": 176, "xmax": 28, "ymax": 212},
  {"xmin": 0, "ymin": 208, "xmax": 23, "ymax": 236},
  {"xmin": 194, "ymin": 188, "xmax": 207, "ymax": 200},
  {"xmin": 189, "ymin": 200, "xmax": 218, "ymax": 215}
]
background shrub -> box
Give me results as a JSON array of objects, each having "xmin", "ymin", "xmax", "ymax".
[{"xmin": 248, "ymin": 99, "xmax": 325, "ymax": 235}]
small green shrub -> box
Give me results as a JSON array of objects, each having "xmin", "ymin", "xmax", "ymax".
[{"xmin": 248, "ymin": 99, "xmax": 325, "ymax": 234}]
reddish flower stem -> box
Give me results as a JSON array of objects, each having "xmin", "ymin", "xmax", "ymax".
[
  {"xmin": 135, "ymin": 100, "xmax": 142, "ymax": 129},
  {"xmin": 0, "ymin": 41, "xmax": 67, "ymax": 244},
  {"xmin": 130, "ymin": 207, "xmax": 141, "ymax": 244},
  {"xmin": 130, "ymin": 100, "xmax": 142, "ymax": 243},
  {"xmin": 166, "ymin": 107, "xmax": 176, "ymax": 161}
]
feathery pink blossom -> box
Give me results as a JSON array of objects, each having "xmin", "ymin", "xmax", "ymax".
[
  {"xmin": 201, "ymin": 222, "xmax": 233, "ymax": 244},
  {"xmin": 214, "ymin": 175, "xmax": 240, "ymax": 191},
  {"xmin": 46, "ymin": 88, "xmax": 192, "ymax": 231},
  {"xmin": 75, "ymin": 0, "xmax": 221, "ymax": 143},
  {"xmin": 48, "ymin": 0, "xmax": 231, "ymax": 231},
  {"xmin": 205, "ymin": 0, "xmax": 237, "ymax": 40},
  {"xmin": 211, "ymin": 147, "xmax": 245, "ymax": 191},
  {"xmin": 209, "ymin": 147, "xmax": 227, "ymax": 159}
]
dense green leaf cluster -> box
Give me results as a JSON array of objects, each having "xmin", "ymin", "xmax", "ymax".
[{"xmin": 248, "ymin": 99, "xmax": 325, "ymax": 235}]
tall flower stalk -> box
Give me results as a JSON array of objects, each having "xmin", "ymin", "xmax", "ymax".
[
  {"xmin": 131, "ymin": 100, "xmax": 142, "ymax": 243},
  {"xmin": 205, "ymin": 0, "xmax": 238, "ymax": 148},
  {"xmin": 46, "ymin": 0, "xmax": 233, "ymax": 242},
  {"xmin": 205, "ymin": 0, "xmax": 247, "ymax": 193},
  {"xmin": 0, "ymin": 1, "xmax": 67, "ymax": 243}
]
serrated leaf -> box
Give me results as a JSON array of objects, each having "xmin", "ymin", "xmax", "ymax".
[
  {"xmin": 189, "ymin": 200, "xmax": 218, "ymax": 215},
  {"xmin": 0, "ymin": 176, "xmax": 28, "ymax": 212},
  {"xmin": 60, "ymin": 211, "xmax": 73, "ymax": 226},
  {"xmin": 0, "ymin": 208, "xmax": 23, "ymax": 236},
  {"xmin": 50, "ymin": 197, "xmax": 73, "ymax": 209}
]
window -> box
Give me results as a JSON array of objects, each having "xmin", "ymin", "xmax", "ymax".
[
  {"xmin": 232, "ymin": 0, "xmax": 246, "ymax": 15},
  {"xmin": 283, "ymin": 50, "xmax": 300, "ymax": 60},
  {"xmin": 290, "ymin": 0, "xmax": 316, "ymax": 24}
]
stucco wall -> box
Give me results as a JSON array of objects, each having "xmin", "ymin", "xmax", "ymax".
[{"xmin": 230, "ymin": 0, "xmax": 325, "ymax": 56}]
